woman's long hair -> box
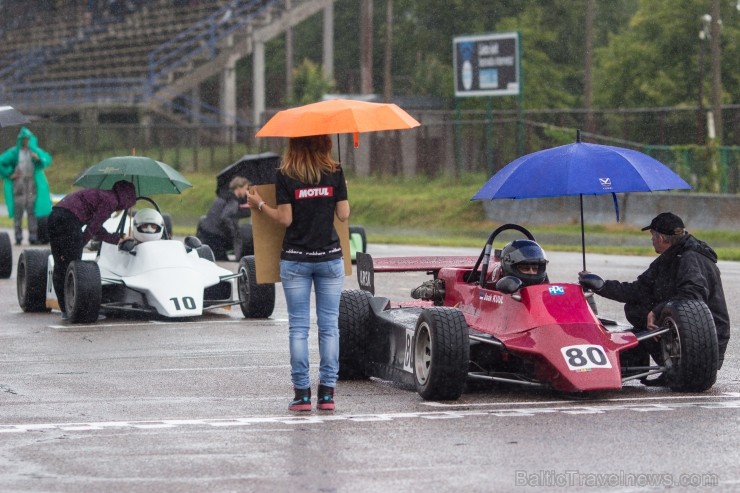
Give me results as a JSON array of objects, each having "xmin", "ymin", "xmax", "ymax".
[{"xmin": 280, "ymin": 135, "xmax": 339, "ymax": 184}]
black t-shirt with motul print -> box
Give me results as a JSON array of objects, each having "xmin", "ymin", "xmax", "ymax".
[{"xmin": 275, "ymin": 167, "xmax": 348, "ymax": 262}]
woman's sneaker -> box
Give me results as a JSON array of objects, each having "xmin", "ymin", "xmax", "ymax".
[
  {"xmin": 317, "ymin": 384, "xmax": 335, "ymax": 411},
  {"xmin": 288, "ymin": 388, "xmax": 311, "ymax": 411}
]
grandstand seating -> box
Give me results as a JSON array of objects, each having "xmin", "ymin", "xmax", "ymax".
[
  {"xmin": 0, "ymin": 0, "xmax": 328, "ymax": 128},
  {"xmin": 2, "ymin": 0, "xmax": 228, "ymax": 84}
]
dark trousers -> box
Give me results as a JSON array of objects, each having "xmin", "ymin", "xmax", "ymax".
[
  {"xmin": 48, "ymin": 208, "xmax": 84, "ymax": 312},
  {"xmin": 624, "ymin": 302, "xmax": 663, "ymax": 364}
]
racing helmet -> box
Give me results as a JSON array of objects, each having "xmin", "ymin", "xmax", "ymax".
[
  {"xmin": 501, "ymin": 239, "xmax": 548, "ymax": 286},
  {"xmin": 133, "ymin": 208, "xmax": 165, "ymax": 243}
]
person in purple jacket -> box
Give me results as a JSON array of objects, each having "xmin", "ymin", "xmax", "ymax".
[{"xmin": 48, "ymin": 180, "xmax": 137, "ymax": 320}]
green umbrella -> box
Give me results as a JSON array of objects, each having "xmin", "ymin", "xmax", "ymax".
[{"xmin": 74, "ymin": 156, "xmax": 192, "ymax": 196}]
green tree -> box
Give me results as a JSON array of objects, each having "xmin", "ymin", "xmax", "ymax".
[
  {"xmin": 594, "ymin": 0, "xmax": 739, "ymax": 109},
  {"xmin": 286, "ymin": 58, "xmax": 336, "ymax": 106}
]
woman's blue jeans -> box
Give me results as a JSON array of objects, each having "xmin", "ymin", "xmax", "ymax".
[{"xmin": 280, "ymin": 258, "xmax": 345, "ymax": 389}]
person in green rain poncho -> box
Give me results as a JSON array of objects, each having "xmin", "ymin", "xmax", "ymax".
[{"xmin": 0, "ymin": 127, "xmax": 53, "ymax": 245}]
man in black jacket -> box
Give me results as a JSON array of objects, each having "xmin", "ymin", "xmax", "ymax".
[
  {"xmin": 197, "ymin": 176, "xmax": 251, "ymax": 261},
  {"xmin": 585, "ymin": 212, "xmax": 730, "ymax": 370}
]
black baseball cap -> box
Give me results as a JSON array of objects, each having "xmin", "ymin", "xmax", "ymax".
[{"xmin": 641, "ymin": 212, "xmax": 685, "ymax": 236}]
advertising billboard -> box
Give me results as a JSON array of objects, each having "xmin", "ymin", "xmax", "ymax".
[{"xmin": 453, "ymin": 32, "xmax": 520, "ymax": 97}]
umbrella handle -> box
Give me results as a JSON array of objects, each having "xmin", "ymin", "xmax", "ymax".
[{"xmin": 580, "ymin": 194, "xmax": 586, "ymax": 272}]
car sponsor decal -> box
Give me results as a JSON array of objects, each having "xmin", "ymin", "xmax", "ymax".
[
  {"xmin": 549, "ymin": 286, "xmax": 565, "ymax": 295},
  {"xmin": 294, "ymin": 186, "xmax": 334, "ymax": 199},
  {"xmin": 479, "ymin": 290, "xmax": 504, "ymax": 304},
  {"xmin": 561, "ymin": 344, "xmax": 612, "ymax": 370},
  {"xmin": 403, "ymin": 328, "xmax": 415, "ymax": 373}
]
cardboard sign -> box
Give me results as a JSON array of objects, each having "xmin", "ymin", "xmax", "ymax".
[{"xmin": 250, "ymin": 184, "xmax": 352, "ymax": 284}]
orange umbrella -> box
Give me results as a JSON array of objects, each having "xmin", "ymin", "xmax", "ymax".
[{"xmin": 256, "ymin": 99, "xmax": 420, "ymax": 148}]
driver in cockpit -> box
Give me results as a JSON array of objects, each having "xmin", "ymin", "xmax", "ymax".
[{"xmin": 499, "ymin": 239, "xmax": 549, "ymax": 286}]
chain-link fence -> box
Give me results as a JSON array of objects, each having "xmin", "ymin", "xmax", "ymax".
[{"xmin": 3, "ymin": 107, "xmax": 739, "ymax": 193}]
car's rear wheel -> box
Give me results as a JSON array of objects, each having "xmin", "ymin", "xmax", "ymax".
[
  {"xmin": 0, "ymin": 232, "xmax": 12, "ymax": 279},
  {"xmin": 658, "ymin": 299, "xmax": 718, "ymax": 392},
  {"xmin": 17, "ymin": 249, "xmax": 51, "ymax": 312},
  {"xmin": 413, "ymin": 307, "xmax": 470, "ymax": 400},
  {"xmin": 237, "ymin": 256, "xmax": 275, "ymax": 318},
  {"xmin": 338, "ymin": 289, "xmax": 372, "ymax": 380},
  {"xmin": 65, "ymin": 261, "xmax": 102, "ymax": 324}
]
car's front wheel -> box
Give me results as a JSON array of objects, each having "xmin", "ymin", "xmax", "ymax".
[
  {"xmin": 338, "ymin": 289, "xmax": 372, "ymax": 380},
  {"xmin": 413, "ymin": 307, "xmax": 470, "ymax": 400},
  {"xmin": 237, "ymin": 256, "xmax": 275, "ymax": 318},
  {"xmin": 658, "ymin": 299, "xmax": 718, "ymax": 392},
  {"xmin": 65, "ymin": 261, "xmax": 102, "ymax": 324}
]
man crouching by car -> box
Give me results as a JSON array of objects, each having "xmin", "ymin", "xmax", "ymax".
[{"xmin": 581, "ymin": 212, "xmax": 730, "ymax": 371}]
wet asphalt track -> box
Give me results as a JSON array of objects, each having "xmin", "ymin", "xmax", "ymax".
[{"xmin": 1, "ymin": 234, "xmax": 739, "ymax": 492}]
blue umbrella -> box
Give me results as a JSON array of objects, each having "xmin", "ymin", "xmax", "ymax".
[{"xmin": 472, "ymin": 131, "xmax": 691, "ymax": 270}]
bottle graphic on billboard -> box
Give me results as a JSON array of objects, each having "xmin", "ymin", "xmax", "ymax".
[{"xmin": 459, "ymin": 42, "xmax": 474, "ymax": 91}]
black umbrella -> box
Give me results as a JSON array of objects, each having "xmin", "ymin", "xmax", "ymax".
[{"xmin": 0, "ymin": 106, "xmax": 30, "ymax": 127}]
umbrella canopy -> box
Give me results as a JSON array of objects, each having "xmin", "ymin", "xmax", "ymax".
[
  {"xmin": 472, "ymin": 141, "xmax": 690, "ymax": 200},
  {"xmin": 74, "ymin": 156, "xmax": 192, "ymax": 196},
  {"xmin": 256, "ymin": 98, "xmax": 420, "ymax": 148},
  {"xmin": 472, "ymin": 132, "xmax": 692, "ymax": 270},
  {"xmin": 0, "ymin": 105, "xmax": 30, "ymax": 127}
]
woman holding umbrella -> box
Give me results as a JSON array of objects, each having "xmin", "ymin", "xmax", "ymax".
[
  {"xmin": 247, "ymin": 135, "xmax": 350, "ymax": 412},
  {"xmin": 48, "ymin": 180, "xmax": 137, "ymax": 320}
]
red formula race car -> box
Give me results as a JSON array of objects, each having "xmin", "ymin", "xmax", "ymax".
[{"xmin": 338, "ymin": 224, "xmax": 719, "ymax": 400}]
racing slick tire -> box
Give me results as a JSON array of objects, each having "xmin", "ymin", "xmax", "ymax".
[
  {"xmin": 338, "ymin": 289, "xmax": 372, "ymax": 380},
  {"xmin": 17, "ymin": 249, "xmax": 51, "ymax": 312},
  {"xmin": 65, "ymin": 261, "xmax": 102, "ymax": 324},
  {"xmin": 236, "ymin": 223, "xmax": 254, "ymax": 258},
  {"xmin": 657, "ymin": 300, "xmax": 718, "ymax": 392},
  {"xmin": 238, "ymin": 255, "xmax": 275, "ymax": 318},
  {"xmin": 413, "ymin": 307, "xmax": 470, "ymax": 401},
  {"xmin": 0, "ymin": 231, "xmax": 11, "ymax": 279}
]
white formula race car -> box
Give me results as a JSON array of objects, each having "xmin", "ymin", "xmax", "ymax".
[{"xmin": 15, "ymin": 202, "xmax": 275, "ymax": 323}]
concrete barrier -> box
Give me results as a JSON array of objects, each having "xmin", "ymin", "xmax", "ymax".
[{"xmin": 482, "ymin": 192, "xmax": 740, "ymax": 231}]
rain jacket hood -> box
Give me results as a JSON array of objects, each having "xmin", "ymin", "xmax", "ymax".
[
  {"xmin": 17, "ymin": 126, "xmax": 35, "ymax": 146},
  {"xmin": 681, "ymin": 234, "xmax": 718, "ymax": 263}
]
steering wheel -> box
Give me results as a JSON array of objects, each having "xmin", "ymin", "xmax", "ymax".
[{"xmin": 467, "ymin": 223, "xmax": 537, "ymax": 286}]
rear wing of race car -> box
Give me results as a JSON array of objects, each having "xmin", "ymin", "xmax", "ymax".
[{"xmin": 356, "ymin": 252, "xmax": 478, "ymax": 295}]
